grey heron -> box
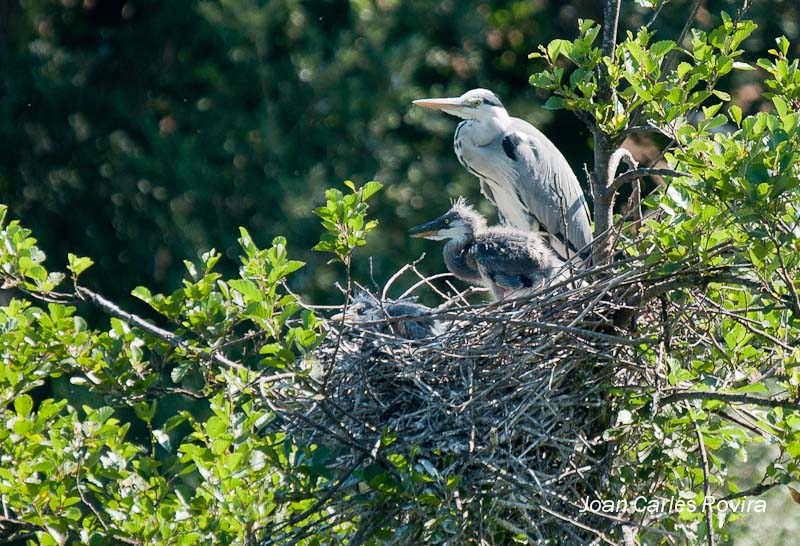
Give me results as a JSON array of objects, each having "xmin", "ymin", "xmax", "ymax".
[
  {"xmin": 413, "ymin": 88, "xmax": 592, "ymax": 261},
  {"xmin": 409, "ymin": 198, "xmax": 565, "ymax": 301},
  {"xmin": 332, "ymin": 291, "xmax": 443, "ymax": 340}
]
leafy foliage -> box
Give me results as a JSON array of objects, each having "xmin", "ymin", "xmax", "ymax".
[
  {"xmin": 0, "ymin": 207, "xmax": 334, "ymax": 544},
  {"xmin": 2, "ymin": 2, "xmax": 800, "ymax": 545},
  {"xmin": 526, "ymin": 16, "xmax": 800, "ymax": 546},
  {"xmin": 313, "ymin": 180, "xmax": 382, "ymax": 265},
  {"xmin": 530, "ymin": 13, "xmax": 757, "ymax": 139}
]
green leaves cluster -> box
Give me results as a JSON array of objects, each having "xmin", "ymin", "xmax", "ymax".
[
  {"xmin": 595, "ymin": 33, "xmax": 800, "ymax": 545},
  {"xmin": 132, "ymin": 228, "xmax": 321, "ymax": 373},
  {"xmin": 313, "ymin": 180, "xmax": 382, "ymax": 265},
  {"xmin": 530, "ymin": 14, "xmax": 757, "ymax": 138},
  {"xmin": 0, "ymin": 205, "xmax": 67, "ymax": 293},
  {"xmin": 0, "ymin": 207, "xmax": 336, "ymax": 545}
]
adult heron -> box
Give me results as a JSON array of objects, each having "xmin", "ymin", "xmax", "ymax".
[
  {"xmin": 413, "ymin": 88, "xmax": 592, "ymax": 261},
  {"xmin": 332, "ymin": 291, "xmax": 443, "ymax": 340},
  {"xmin": 409, "ymin": 198, "xmax": 565, "ymax": 301}
]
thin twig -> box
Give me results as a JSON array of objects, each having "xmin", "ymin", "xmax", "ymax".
[
  {"xmin": 610, "ymin": 168, "xmax": 690, "ymax": 193},
  {"xmin": 718, "ymin": 481, "xmax": 781, "ymax": 501},
  {"xmin": 689, "ymin": 404, "xmax": 716, "ymax": 546},
  {"xmin": 661, "ymin": 391, "xmax": 800, "ymax": 411},
  {"xmin": 75, "ymin": 286, "xmax": 247, "ymax": 373}
]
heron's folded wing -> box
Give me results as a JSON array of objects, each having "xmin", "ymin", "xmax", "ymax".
[
  {"xmin": 503, "ymin": 121, "xmax": 593, "ymax": 256},
  {"xmin": 469, "ymin": 236, "xmax": 542, "ymax": 289}
]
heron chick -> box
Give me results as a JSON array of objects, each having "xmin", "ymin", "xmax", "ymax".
[
  {"xmin": 332, "ymin": 291, "xmax": 443, "ymax": 340},
  {"xmin": 409, "ymin": 198, "xmax": 565, "ymax": 301},
  {"xmin": 413, "ymin": 88, "xmax": 592, "ymax": 261}
]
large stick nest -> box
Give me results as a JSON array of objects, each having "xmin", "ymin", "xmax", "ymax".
[{"xmin": 263, "ymin": 261, "xmax": 668, "ymax": 545}]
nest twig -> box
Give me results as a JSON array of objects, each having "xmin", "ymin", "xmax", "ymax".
[{"xmin": 258, "ymin": 251, "xmax": 755, "ymax": 545}]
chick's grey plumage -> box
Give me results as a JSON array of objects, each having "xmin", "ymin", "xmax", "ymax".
[
  {"xmin": 332, "ymin": 291, "xmax": 442, "ymax": 340},
  {"xmin": 413, "ymin": 88, "xmax": 592, "ymax": 260},
  {"xmin": 409, "ymin": 198, "xmax": 565, "ymax": 301}
]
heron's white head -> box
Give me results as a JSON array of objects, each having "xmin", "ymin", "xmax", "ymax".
[
  {"xmin": 409, "ymin": 197, "xmax": 487, "ymax": 242},
  {"xmin": 413, "ymin": 88, "xmax": 509, "ymax": 122}
]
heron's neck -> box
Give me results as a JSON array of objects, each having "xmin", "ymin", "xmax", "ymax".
[
  {"xmin": 459, "ymin": 114, "xmax": 510, "ymax": 146},
  {"xmin": 443, "ymin": 238, "xmax": 480, "ymax": 282}
]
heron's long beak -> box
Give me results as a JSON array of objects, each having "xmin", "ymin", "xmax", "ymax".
[
  {"xmin": 412, "ymin": 97, "xmax": 466, "ymax": 112},
  {"xmin": 409, "ymin": 217, "xmax": 446, "ymax": 239}
]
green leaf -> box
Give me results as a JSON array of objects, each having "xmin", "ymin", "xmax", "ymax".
[
  {"xmin": 543, "ymin": 96, "xmax": 566, "ymax": 110},
  {"xmin": 711, "ymin": 89, "xmax": 731, "ymax": 101},
  {"xmin": 228, "ymin": 279, "xmax": 263, "ymax": 303},
  {"xmin": 67, "ymin": 253, "xmax": 94, "ymax": 276},
  {"xmin": 776, "ymin": 35, "xmax": 790, "ymax": 56},
  {"xmin": 205, "ymin": 416, "xmax": 228, "ymax": 437},
  {"xmin": 25, "ymin": 264, "xmax": 47, "ymax": 282},
  {"xmin": 729, "ymin": 105, "xmax": 742, "ymax": 126},
  {"xmin": 360, "ymin": 181, "xmax": 383, "ymax": 201},
  {"xmin": 676, "ymin": 62, "xmax": 692, "ymax": 79},
  {"xmin": 14, "ymin": 394, "xmax": 33, "ymax": 418},
  {"xmin": 772, "ymin": 96, "xmax": 789, "ymax": 117},
  {"xmin": 134, "ymin": 400, "xmax": 158, "ymax": 423},
  {"xmin": 131, "ymin": 286, "xmax": 152, "ymax": 302},
  {"xmin": 547, "ymin": 39, "xmax": 574, "ymax": 62},
  {"xmin": 650, "ymin": 40, "xmax": 676, "ymax": 58}
]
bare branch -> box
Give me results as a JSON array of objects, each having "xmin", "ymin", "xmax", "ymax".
[
  {"xmin": 610, "ymin": 168, "xmax": 690, "ymax": 193},
  {"xmin": 645, "ymin": 0, "xmax": 669, "ymax": 29},
  {"xmin": 719, "ymin": 481, "xmax": 781, "ymax": 502},
  {"xmin": 689, "ymin": 404, "xmax": 716, "ymax": 546},
  {"xmin": 662, "ymin": 391, "xmax": 800, "ymax": 411},
  {"xmin": 75, "ymin": 286, "xmax": 247, "ymax": 373},
  {"xmin": 662, "ymin": 0, "xmax": 703, "ymax": 74},
  {"xmin": 602, "ymin": 0, "xmax": 622, "ymax": 58}
]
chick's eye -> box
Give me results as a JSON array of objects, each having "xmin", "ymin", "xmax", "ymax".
[{"xmin": 443, "ymin": 218, "xmax": 450, "ymax": 225}]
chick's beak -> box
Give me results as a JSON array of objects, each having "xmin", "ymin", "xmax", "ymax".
[{"xmin": 408, "ymin": 218, "xmax": 445, "ymax": 239}]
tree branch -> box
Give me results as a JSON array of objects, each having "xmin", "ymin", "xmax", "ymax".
[
  {"xmin": 610, "ymin": 168, "xmax": 690, "ymax": 193},
  {"xmin": 623, "ymin": 124, "xmax": 668, "ymax": 136},
  {"xmin": 690, "ymin": 405, "xmax": 716, "ymax": 546},
  {"xmin": 608, "ymin": 148, "xmax": 638, "ymax": 185},
  {"xmin": 719, "ymin": 481, "xmax": 781, "ymax": 502},
  {"xmin": 662, "ymin": 391, "xmax": 800, "ymax": 411},
  {"xmin": 590, "ymin": 0, "xmax": 625, "ymax": 265},
  {"xmin": 75, "ymin": 286, "xmax": 248, "ymax": 373},
  {"xmin": 602, "ymin": 0, "xmax": 622, "ymax": 58}
]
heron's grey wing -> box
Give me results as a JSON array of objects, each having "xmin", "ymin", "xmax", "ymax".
[
  {"xmin": 385, "ymin": 301, "xmax": 439, "ymax": 339},
  {"xmin": 478, "ymin": 180, "xmax": 509, "ymax": 224},
  {"xmin": 503, "ymin": 120, "xmax": 593, "ymax": 256},
  {"xmin": 469, "ymin": 235, "xmax": 547, "ymax": 290},
  {"xmin": 386, "ymin": 301, "xmax": 431, "ymax": 318},
  {"xmin": 398, "ymin": 320, "xmax": 438, "ymax": 340}
]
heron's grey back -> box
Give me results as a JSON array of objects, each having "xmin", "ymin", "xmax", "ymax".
[{"xmin": 455, "ymin": 116, "xmax": 593, "ymax": 259}]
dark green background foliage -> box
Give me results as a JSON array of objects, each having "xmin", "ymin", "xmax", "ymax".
[{"xmin": 3, "ymin": 0, "xmax": 797, "ymax": 306}]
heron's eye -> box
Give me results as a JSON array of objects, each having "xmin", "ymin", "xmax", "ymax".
[{"xmin": 469, "ymin": 99, "xmax": 481, "ymax": 107}]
